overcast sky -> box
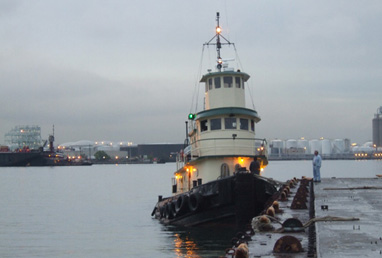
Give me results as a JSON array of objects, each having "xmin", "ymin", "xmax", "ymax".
[{"xmin": 0, "ymin": 0, "xmax": 381, "ymax": 145}]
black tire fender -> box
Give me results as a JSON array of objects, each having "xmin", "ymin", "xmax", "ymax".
[
  {"xmin": 165, "ymin": 203, "xmax": 174, "ymax": 219},
  {"xmin": 188, "ymin": 193, "xmax": 203, "ymax": 212},
  {"xmin": 175, "ymin": 194, "xmax": 189, "ymax": 215},
  {"xmin": 159, "ymin": 205, "xmax": 166, "ymax": 218}
]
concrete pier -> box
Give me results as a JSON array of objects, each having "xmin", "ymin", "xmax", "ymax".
[
  {"xmin": 315, "ymin": 178, "xmax": 382, "ymax": 257},
  {"xmin": 223, "ymin": 176, "xmax": 382, "ymax": 257}
]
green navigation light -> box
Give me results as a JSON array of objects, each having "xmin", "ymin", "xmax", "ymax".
[{"xmin": 188, "ymin": 113, "xmax": 195, "ymax": 120}]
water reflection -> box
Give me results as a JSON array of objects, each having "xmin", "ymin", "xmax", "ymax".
[
  {"xmin": 174, "ymin": 233, "xmax": 200, "ymax": 257},
  {"xmin": 163, "ymin": 225, "xmax": 236, "ymax": 258}
]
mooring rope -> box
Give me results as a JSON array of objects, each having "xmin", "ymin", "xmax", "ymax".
[{"xmin": 303, "ymin": 216, "xmax": 360, "ymax": 228}]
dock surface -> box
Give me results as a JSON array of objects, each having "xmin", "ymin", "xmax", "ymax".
[
  {"xmin": 224, "ymin": 177, "xmax": 382, "ymax": 257},
  {"xmin": 314, "ymin": 178, "xmax": 382, "ymax": 257}
]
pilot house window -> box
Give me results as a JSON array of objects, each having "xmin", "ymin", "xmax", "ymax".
[
  {"xmin": 208, "ymin": 78, "xmax": 213, "ymax": 90},
  {"xmin": 200, "ymin": 120, "xmax": 208, "ymax": 132},
  {"xmin": 225, "ymin": 118, "xmax": 237, "ymax": 129},
  {"xmin": 224, "ymin": 76, "xmax": 233, "ymax": 88},
  {"xmin": 235, "ymin": 77, "xmax": 241, "ymax": 88},
  {"xmin": 214, "ymin": 77, "xmax": 221, "ymax": 88},
  {"xmin": 210, "ymin": 118, "xmax": 221, "ymax": 130},
  {"xmin": 240, "ymin": 118, "xmax": 248, "ymax": 130}
]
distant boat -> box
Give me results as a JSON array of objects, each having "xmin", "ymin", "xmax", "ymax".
[
  {"xmin": 0, "ymin": 135, "xmax": 92, "ymax": 167},
  {"xmin": 152, "ymin": 13, "xmax": 280, "ymax": 228},
  {"xmin": 0, "ymin": 149, "xmax": 44, "ymax": 166}
]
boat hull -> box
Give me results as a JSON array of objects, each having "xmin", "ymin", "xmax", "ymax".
[
  {"xmin": 0, "ymin": 152, "xmax": 92, "ymax": 167},
  {"xmin": 152, "ymin": 172, "xmax": 279, "ymax": 228},
  {"xmin": 0, "ymin": 151, "xmax": 45, "ymax": 166}
]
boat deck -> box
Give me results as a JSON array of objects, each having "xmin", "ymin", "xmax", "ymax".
[{"xmin": 223, "ymin": 177, "xmax": 382, "ymax": 257}]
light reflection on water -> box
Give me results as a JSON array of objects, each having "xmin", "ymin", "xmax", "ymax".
[
  {"xmin": 0, "ymin": 160, "xmax": 381, "ymax": 257},
  {"xmin": 174, "ymin": 233, "xmax": 199, "ymax": 258},
  {"xmin": 162, "ymin": 225, "xmax": 236, "ymax": 258}
]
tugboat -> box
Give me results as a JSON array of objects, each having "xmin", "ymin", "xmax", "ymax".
[{"xmin": 152, "ymin": 13, "xmax": 280, "ymax": 228}]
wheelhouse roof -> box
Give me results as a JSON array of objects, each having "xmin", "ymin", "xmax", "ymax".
[
  {"xmin": 196, "ymin": 107, "xmax": 260, "ymax": 122},
  {"xmin": 200, "ymin": 70, "xmax": 250, "ymax": 82}
]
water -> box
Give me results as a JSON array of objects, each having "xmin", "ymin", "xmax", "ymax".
[{"xmin": 0, "ymin": 160, "xmax": 381, "ymax": 257}]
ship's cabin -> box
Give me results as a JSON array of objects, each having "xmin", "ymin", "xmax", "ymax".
[{"xmin": 201, "ymin": 71, "xmax": 249, "ymax": 110}]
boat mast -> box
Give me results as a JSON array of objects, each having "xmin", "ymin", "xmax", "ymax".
[
  {"xmin": 216, "ymin": 12, "xmax": 222, "ymax": 71},
  {"xmin": 204, "ymin": 12, "xmax": 233, "ymax": 72}
]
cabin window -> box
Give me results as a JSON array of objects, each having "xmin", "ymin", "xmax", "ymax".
[
  {"xmin": 251, "ymin": 120, "xmax": 255, "ymax": 131},
  {"xmin": 240, "ymin": 118, "xmax": 248, "ymax": 130},
  {"xmin": 214, "ymin": 77, "xmax": 221, "ymax": 88},
  {"xmin": 210, "ymin": 118, "xmax": 221, "ymax": 130},
  {"xmin": 235, "ymin": 77, "xmax": 241, "ymax": 88},
  {"xmin": 223, "ymin": 76, "xmax": 233, "ymax": 88},
  {"xmin": 208, "ymin": 78, "xmax": 213, "ymax": 90},
  {"xmin": 200, "ymin": 120, "xmax": 208, "ymax": 132},
  {"xmin": 221, "ymin": 163, "xmax": 230, "ymax": 178},
  {"xmin": 224, "ymin": 118, "xmax": 237, "ymax": 129}
]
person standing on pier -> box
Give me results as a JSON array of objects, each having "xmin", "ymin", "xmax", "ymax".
[{"xmin": 312, "ymin": 150, "xmax": 322, "ymax": 182}]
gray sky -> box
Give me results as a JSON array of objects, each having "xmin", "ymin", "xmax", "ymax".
[{"xmin": 0, "ymin": 0, "xmax": 381, "ymax": 145}]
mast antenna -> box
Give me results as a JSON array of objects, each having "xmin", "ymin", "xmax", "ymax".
[{"xmin": 204, "ymin": 12, "xmax": 234, "ymax": 72}]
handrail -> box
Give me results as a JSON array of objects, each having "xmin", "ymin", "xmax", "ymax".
[{"xmin": 176, "ymin": 137, "xmax": 268, "ymax": 169}]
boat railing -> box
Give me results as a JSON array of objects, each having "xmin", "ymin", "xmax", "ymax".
[
  {"xmin": 178, "ymin": 137, "xmax": 267, "ymax": 163},
  {"xmin": 176, "ymin": 154, "xmax": 186, "ymax": 171},
  {"xmin": 191, "ymin": 137, "xmax": 267, "ymax": 159},
  {"xmin": 175, "ymin": 138, "xmax": 267, "ymax": 170}
]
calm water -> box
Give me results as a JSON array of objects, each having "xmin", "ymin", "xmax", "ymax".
[{"xmin": 0, "ymin": 160, "xmax": 381, "ymax": 257}]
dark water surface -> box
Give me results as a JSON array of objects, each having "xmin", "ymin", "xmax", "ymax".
[{"xmin": 0, "ymin": 160, "xmax": 381, "ymax": 257}]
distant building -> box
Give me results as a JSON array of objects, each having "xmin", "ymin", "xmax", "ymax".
[
  {"xmin": 59, "ymin": 141, "xmax": 184, "ymax": 163},
  {"xmin": 4, "ymin": 125, "xmax": 42, "ymax": 150},
  {"xmin": 268, "ymin": 138, "xmax": 353, "ymax": 160},
  {"xmin": 373, "ymin": 106, "xmax": 382, "ymax": 148},
  {"xmin": 121, "ymin": 143, "xmax": 184, "ymax": 162}
]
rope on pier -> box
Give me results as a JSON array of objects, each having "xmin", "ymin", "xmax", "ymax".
[
  {"xmin": 303, "ymin": 216, "xmax": 360, "ymax": 228},
  {"xmin": 323, "ymin": 186, "xmax": 382, "ymax": 190}
]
